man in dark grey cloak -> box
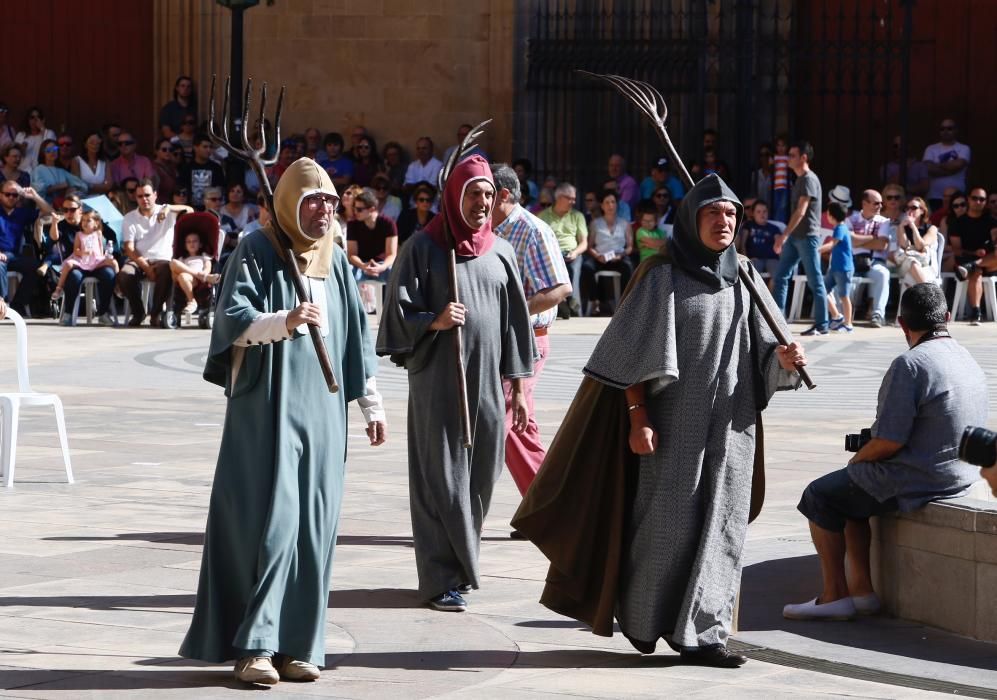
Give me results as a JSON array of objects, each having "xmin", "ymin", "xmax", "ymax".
[
  {"xmin": 376, "ymin": 154, "xmax": 535, "ymax": 612},
  {"xmin": 584, "ymin": 174, "xmax": 807, "ymax": 666},
  {"xmin": 179, "ymin": 159, "xmax": 387, "ymax": 685}
]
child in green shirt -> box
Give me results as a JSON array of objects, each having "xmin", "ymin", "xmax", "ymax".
[{"xmin": 635, "ymin": 210, "xmax": 666, "ymax": 262}]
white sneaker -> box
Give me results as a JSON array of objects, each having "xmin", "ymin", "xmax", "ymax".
[
  {"xmin": 852, "ymin": 593, "xmax": 881, "ymax": 616},
  {"xmin": 233, "ymin": 656, "xmax": 279, "ymax": 685},
  {"xmin": 783, "ymin": 596, "xmax": 856, "ymax": 620},
  {"xmin": 274, "ymin": 657, "xmax": 320, "ymax": 681}
]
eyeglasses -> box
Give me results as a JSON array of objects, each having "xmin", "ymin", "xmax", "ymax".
[
  {"xmin": 952, "ymin": 201, "xmax": 968, "ymax": 208},
  {"xmin": 62, "ymin": 206, "xmax": 80, "ymax": 212},
  {"xmin": 558, "ymin": 195, "xmax": 577, "ymax": 203},
  {"xmin": 118, "ymin": 140, "xmax": 135, "ymax": 146},
  {"xmin": 970, "ymin": 196, "xmax": 987, "ymax": 202},
  {"xmin": 304, "ymin": 195, "xmax": 338, "ymax": 210},
  {"xmin": 884, "ymin": 194, "xmax": 902, "ymax": 201},
  {"xmin": 416, "ymin": 197, "xmax": 432, "ymax": 203},
  {"xmin": 1, "ymin": 191, "xmax": 18, "ymax": 198},
  {"xmin": 44, "ymin": 146, "xmax": 59, "ymax": 153}
]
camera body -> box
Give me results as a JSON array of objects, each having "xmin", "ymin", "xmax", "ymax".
[
  {"xmin": 959, "ymin": 426, "xmax": 997, "ymax": 468},
  {"xmin": 845, "ymin": 428, "xmax": 872, "ymax": 453}
]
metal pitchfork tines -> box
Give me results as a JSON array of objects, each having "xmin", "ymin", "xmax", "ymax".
[
  {"xmin": 436, "ymin": 118, "xmax": 491, "ymax": 449},
  {"xmin": 578, "ymin": 70, "xmax": 816, "ymax": 390},
  {"xmin": 208, "ymin": 75, "xmax": 340, "ymax": 394}
]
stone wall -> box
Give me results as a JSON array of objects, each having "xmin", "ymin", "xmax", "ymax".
[
  {"xmin": 871, "ymin": 487, "xmax": 997, "ymax": 642},
  {"xmin": 153, "ymin": 0, "xmax": 517, "ymax": 165}
]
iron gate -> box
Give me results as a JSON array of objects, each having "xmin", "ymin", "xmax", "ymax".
[{"xmin": 516, "ymin": 0, "xmax": 917, "ymax": 201}]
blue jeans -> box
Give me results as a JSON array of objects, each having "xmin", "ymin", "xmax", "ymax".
[
  {"xmin": 563, "ymin": 253, "xmax": 583, "ymax": 304},
  {"xmin": 0, "ymin": 251, "xmax": 39, "ymax": 313},
  {"xmin": 771, "ymin": 235, "xmax": 828, "ymax": 330},
  {"xmin": 64, "ymin": 266, "xmax": 116, "ymax": 317}
]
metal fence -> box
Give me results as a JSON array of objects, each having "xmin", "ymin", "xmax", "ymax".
[{"xmin": 516, "ymin": 0, "xmax": 917, "ymax": 201}]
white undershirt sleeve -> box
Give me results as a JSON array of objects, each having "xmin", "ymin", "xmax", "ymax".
[{"xmin": 356, "ymin": 376, "xmax": 385, "ymax": 424}]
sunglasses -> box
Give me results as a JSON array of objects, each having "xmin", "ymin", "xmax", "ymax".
[
  {"xmin": 118, "ymin": 140, "xmax": 135, "ymax": 146},
  {"xmin": 884, "ymin": 194, "xmax": 902, "ymax": 200},
  {"xmin": 416, "ymin": 197, "xmax": 432, "ymax": 203},
  {"xmin": 970, "ymin": 195, "xmax": 986, "ymax": 202},
  {"xmin": 44, "ymin": 146, "xmax": 59, "ymax": 153},
  {"xmin": 1, "ymin": 191, "xmax": 18, "ymax": 197},
  {"xmin": 952, "ymin": 201, "xmax": 968, "ymax": 208},
  {"xmin": 159, "ymin": 147, "xmax": 172, "ymax": 153},
  {"xmin": 62, "ymin": 206, "xmax": 80, "ymax": 212},
  {"xmin": 905, "ymin": 205, "xmax": 921, "ymax": 212},
  {"xmin": 353, "ymin": 205, "xmax": 368, "ymax": 213}
]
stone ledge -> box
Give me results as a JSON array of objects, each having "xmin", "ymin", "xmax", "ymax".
[{"xmin": 872, "ymin": 484, "xmax": 997, "ymax": 642}]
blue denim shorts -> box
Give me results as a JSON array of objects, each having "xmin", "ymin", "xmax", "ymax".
[
  {"xmin": 824, "ymin": 269, "xmax": 853, "ymax": 300},
  {"xmin": 797, "ymin": 467, "xmax": 898, "ymax": 532}
]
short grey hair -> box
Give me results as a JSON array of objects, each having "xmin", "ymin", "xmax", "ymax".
[
  {"xmin": 203, "ymin": 186, "xmax": 223, "ymax": 201},
  {"xmin": 490, "ymin": 163, "xmax": 522, "ymax": 201},
  {"xmin": 554, "ymin": 182, "xmax": 576, "ymax": 198}
]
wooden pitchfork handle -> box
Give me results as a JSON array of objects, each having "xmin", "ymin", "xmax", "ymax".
[
  {"xmin": 578, "ymin": 71, "xmax": 816, "ymax": 390},
  {"xmin": 447, "ymin": 246, "xmax": 473, "ymax": 449},
  {"xmin": 208, "ymin": 75, "xmax": 339, "ymax": 393}
]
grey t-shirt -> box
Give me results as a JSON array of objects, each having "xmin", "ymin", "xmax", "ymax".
[
  {"xmin": 789, "ymin": 170, "xmax": 822, "ymax": 238},
  {"xmin": 848, "ymin": 337, "xmax": 988, "ymax": 511}
]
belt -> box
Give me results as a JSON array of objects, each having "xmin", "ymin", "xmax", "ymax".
[{"xmin": 533, "ymin": 327, "xmax": 549, "ymax": 337}]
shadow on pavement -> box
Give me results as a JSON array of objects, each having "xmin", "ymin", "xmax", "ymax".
[
  {"xmin": 740, "ymin": 554, "xmax": 997, "ymax": 671},
  {"xmin": 43, "ymin": 532, "xmax": 204, "ymax": 545},
  {"xmin": 325, "ymin": 648, "xmax": 651, "ymax": 671},
  {"xmin": 328, "ymin": 587, "xmax": 420, "ymax": 609}
]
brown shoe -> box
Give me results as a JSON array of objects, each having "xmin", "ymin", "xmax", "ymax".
[
  {"xmin": 233, "ymin": 656, "xmax": 279, "ymax": 685},
  {"xmin": 274, "ymin": 656, "xmax": 320, "ymax": 682}
]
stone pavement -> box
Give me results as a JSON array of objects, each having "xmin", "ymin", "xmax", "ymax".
[{"xmin": 0, "ymin": 317, "xmax": 996, "ymax": 698}]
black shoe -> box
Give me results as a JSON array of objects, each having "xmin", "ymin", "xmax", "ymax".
[
  {"xmin": 955, "ymin": 262, "xmax": 976, "ymax": 282},
  {"xmin": 970, "ymin": 307, "xmax": 982, "ymax": 326},
  {"xmin": 457, "ymin": 583, "xmax": 473, "ymax": 595},
  {"xmin": 509, "ymin": 529, "xmax": 527, "ymax": 540},
  {"xmin": 624, "ymin": 633, "xmax": 656, "ymax": 655},
  {"xmin": 127, "ymin": 311, "xmax": 146, "ymax": 327},
  {"xmin": 680, "ymin": 645, "xmax": 748, "ymax": 668},
  {"xmin": 428, "ymin": 589, "xmax": 467, "ymax": 612},
  {"xmin": 800, "ymin": 325, "xmax": 829, "ymax": 336}
]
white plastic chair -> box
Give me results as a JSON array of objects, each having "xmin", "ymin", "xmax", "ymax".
[{"xmin": 0, "ymin": 308, "xmax": 73, "ymax": 487}]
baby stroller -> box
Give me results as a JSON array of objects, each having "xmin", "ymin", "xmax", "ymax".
[{"xmin": 164, "ymin": 212, "xmax": 220, "ymax": 330}]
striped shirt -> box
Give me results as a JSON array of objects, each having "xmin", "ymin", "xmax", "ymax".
[
  {"xmin": 773, "ymin": 154, "xmax": 789, "ymax": 189},
  {"xmin": 494, "ymin": 204, "xmax": 571, "ymax": 329}
]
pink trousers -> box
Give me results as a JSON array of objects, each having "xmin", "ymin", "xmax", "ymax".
[{"xmin": 503, "ymin": 333, "xmax": 549, "ymax": 496}]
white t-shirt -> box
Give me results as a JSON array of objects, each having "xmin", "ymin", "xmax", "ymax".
[
  {"xmin": 123, "ymin": 205, "xmax": 178, "ymax": 262},
  {"xmin": 922, "ymin": 141, "xmax": 971, "ymax": 200},
  {"xmin": 403, "ymin": 157, "xmax": 443, "ymax": 186}
]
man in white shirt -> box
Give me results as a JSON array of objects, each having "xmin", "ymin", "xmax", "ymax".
[
  {"xmin": 403, "ymin": 137, "xmax": 443, "ymax": 198},
  {"xmin": 847, "ymin": 189, "xmax": 895, "ymax": 328},
  {"xmin": 117, "ymin": 178, "xmax": 192, "ymax": 326},
  {"xmin": 923, "ymin": 118, "xmax": 970, "ymax": 210}
]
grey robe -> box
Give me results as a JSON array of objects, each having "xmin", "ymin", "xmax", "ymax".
[
  {"xmin": 376, "ymin": 232, "xmax": 534, "ymax": 599},
  {"xmin": 584, "ymin": 260, "xmax": 798, "ymax": 649}
]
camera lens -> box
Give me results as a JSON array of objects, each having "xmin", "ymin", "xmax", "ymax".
[{"xmin": 959, "ymin": 426, "xmax": 997, "ymax": 468}]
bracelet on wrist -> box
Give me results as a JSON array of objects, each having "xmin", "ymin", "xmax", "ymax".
[{"xmin": 627, "ymin": 402, "xmax": 645, "ymax": 412}]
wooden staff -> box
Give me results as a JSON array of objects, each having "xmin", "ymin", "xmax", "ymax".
[
  {"xmin": 580, "ymin": 71, "xmax": 816, "ymax": 390},
  {"xmin": 208, "ymin": 76, "xmax": 339, "ymax": 394},
  {"xmin": 438, "ymin": 120, "xmax": 493, "ymax": 448}
]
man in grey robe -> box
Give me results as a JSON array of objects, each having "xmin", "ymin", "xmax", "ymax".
[
  {"xmin": 180, "ymin": 159, "xmax": 387, "ymax": 686},
  {"xmin": 376, "ymin": 154, "xmax": 535, "ymax": 612},
  {"xmin": 584, "ymin": 174, "xmax": 807, "ymax": 666}
]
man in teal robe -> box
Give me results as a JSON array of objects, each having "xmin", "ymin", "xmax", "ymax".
[{"xmin": 179, "ymin": 158, "xmax": 386, "ymax": 685}]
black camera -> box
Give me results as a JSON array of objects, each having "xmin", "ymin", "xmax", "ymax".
[
  {"xmin": 845, "ymin": 429, "xmax": 872, "ymax": 453},
  {"xmin": 959, "ymin": 426, "xmax": 997, "ymax": 468}
]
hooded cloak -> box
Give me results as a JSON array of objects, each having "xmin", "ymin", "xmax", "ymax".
[
  {"xmin": 181, "ymin": 155, "xmax": 374, "ymax": 666},
  {"xmin": 424, "ymin": 154, "xmax": 496, "ymax": 257}
]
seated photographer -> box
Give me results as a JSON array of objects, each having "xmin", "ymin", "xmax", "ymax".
[{"xmin": 784, "ymin": 283, "xmax": 988, "ymax": 621}]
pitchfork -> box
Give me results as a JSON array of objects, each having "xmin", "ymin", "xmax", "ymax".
[
  {"xmin": 437, "ymin": 119, "xmax": 492, "ymax": 449},
  {"xmin": 578, "ymin": 71, "xmax": 816, "ymax": 390},
  {"xmin": 208, "ymin": 75, "xmax": 339, "ymax": 394}
]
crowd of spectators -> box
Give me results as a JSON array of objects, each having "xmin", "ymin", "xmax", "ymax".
[{"xmin": 0, "ymin": 78, "xmax": 993, "ymax": 327}]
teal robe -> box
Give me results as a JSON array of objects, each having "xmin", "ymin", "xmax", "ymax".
[{"xmin": 179, "ymin": 231, "xmax": 375, "ymax": 666}]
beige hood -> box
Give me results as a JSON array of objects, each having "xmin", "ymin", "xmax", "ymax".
[{"xmin": 263, "ymin": 157, "xmax": 340, "ymax": 278}]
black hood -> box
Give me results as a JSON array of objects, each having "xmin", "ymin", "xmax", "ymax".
[{"xmin": 670, "ymin": 173, "xmax": 743, "ymax": 289}]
